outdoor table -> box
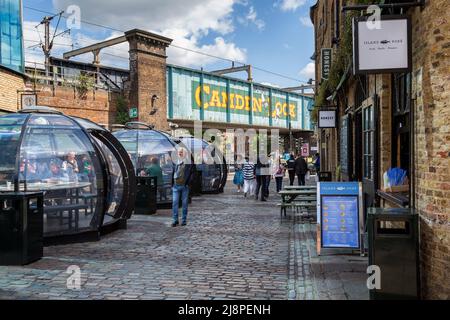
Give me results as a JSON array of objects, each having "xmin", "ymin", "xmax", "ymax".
[
  {"xmin": 277, "ymin": 189, "xmax": 317, "ymax": 220},
  {"xmin": 284, "ymin": 185, "xmax": 317, "ymax": 190},
  {"xmin": 0, "ymin": 181, "xmax": 91, "ymax": 192},
  {"xmin": 0, "ymin": 182, "xmax": 93, "ymax": 230}
]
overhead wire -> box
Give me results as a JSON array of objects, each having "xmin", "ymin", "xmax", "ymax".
[{"xmin": 23, "ymin": 5, "xmax": 310, "ymax": 84}]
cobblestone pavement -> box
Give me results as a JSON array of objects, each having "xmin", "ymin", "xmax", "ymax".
[{"xmin": 0, "ymin": 177, "xmax": 369, "ymax": 300}]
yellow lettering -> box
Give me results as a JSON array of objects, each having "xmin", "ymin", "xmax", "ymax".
[
  {"xmin": 235, "ymin": 94, "xmax": 245, "ymax": 110},
  {"xmin": 221, "ymin": 92, "xmax": 228, "ymax": 108},
  {"xmin": 272, "ymin": 102, "xmax": 281, "ymax": 118},
  {"xmin": 252, "ymin": 98, "xmax": 262, "ymax": 113},
  {"xmin": 289, "ymin": 104, "xmax": 296, "ymax": 119},
  {"xmin": 195, "ymin": 86, "xmax": 201, "ymax": 107},
  {"xmin": 282, "ymin": 103, "xmax": 288, "ymax": 116},
  {"xmin": 245, "ymin": 96, "xmax": 250, "ymax": 111},
  {"xmin": 229, "ymin": 93, "xmax": 235, "ymax": 109},
  {"xmin": 210, "ymin": 90, "xmax": 221, "ymax": 108},
  {"xmin": 203, "ymin": 85, "xmax": 210, "ymax": 109}
]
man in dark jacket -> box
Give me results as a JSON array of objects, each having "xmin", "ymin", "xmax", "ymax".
[
  {"xmin": 286, "ymin": 154, "xmax": 296, "ymax": 186},
  {"xmin": 171, "ymin": 147, "xmax": 194, "ymax": 227},
  {"xmin": 294, "ymin": 154, "xmax": 308, "ymax": 186},
  {"xmin": 255, "ymin": 155, "xmax": 270, "ymax": 201}
]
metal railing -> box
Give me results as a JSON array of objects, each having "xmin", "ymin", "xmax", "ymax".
[{"xmin": 24, "ymin": 61, "xmax": 127, "ymax": 92}]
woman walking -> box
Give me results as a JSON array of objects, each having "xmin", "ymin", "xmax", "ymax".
[
  {"xmin": 273, "ymin": 158, "xmax": 286, "ymax": 193},
  {"xmin": 233, "ymin": 155, "xmax": 244, "ymax": 193}
]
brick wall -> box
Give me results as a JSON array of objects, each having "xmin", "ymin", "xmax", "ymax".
[
  {"xmin": 0, "ymin": 67, "xmax": 25, "ymax": 112},
  {"xmin": 312, "ymin": 0, "xmax": 339, "ymax": 176},
  {"xmin": 36, "ymin": 86, "xmax": 120, "ymax": 126},
  {"xmin": 126, "ymin": 30, "xmax": 172, "ymax": 132},
  {"xmin": 312, "ymin": 0, "xmax": 450, "ymax": 299},
  {"xmin": 410, "ymin": 0, "xmax": 450, "ymax": 299}
]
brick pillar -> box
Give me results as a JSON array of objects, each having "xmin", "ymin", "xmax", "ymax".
[{"xmin": 125, "ymin": 29, "xmax": 172, "ymax": 131}]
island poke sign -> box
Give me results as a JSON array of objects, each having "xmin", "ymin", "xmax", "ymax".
[{"xmin": 353, "ymin": 15, "xmax": 411, "ymax": 74}]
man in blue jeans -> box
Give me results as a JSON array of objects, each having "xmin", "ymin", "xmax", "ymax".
[{"xmin": 172, "ymin": 147, "xmax": 194, "ymax": 227}]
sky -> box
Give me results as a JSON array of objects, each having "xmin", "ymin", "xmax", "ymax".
[{"xmin": 23, "ymin": 0, "xmax": 316, "ymax": 88}]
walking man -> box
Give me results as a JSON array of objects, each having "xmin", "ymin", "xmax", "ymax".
[
  {"xmin": 255, "ymin": 155, "xmax": 270, "ymax": 201},
  {"xmin": 172, "ymin": 147, "xmax": 194, "ymax": 227},
  {"xmin": 287, "ymin": 154, "xmax": 296, "ymax": 186},
  {"xmin": 242, "ymin": 157, "xmax": 256, "ymax": 197},
  {"xmin": 295, "ymin": 154, "xmax": 308, "ymax": 186}
]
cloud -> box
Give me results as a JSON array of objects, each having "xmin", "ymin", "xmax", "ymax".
[
  {"xmin": 51, "ymin": 0, "xmax": 247, "ymax": 67},
  {"xmin": 299, "ymin": 16, "xmax": 313, "ymax": 28},
  {"xmin": 276, "ymin": 0, "xmax": 307, "ymax": 12},
  {"xmin": 299, "ymin": 62, "xmax": 315, "ymax": 80},
  {"xmin": 238, "ymin": 6, "xmax": 265, "ymax": 30},
  {"xmin": 260, "ymin": 82, "xmax": 281, "ymax": 88}
]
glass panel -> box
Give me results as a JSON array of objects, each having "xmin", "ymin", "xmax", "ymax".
[
  {"xmin": 20, "ymin": 114, "xmax": 103, "ymax": 235},
  {"xmin": 0, "ymin": 114, "xmax": 26, "ymax": 189},
  {"xmin": 114, "ymin": 129, "xmax": 176, "ymax": 205},
  {"xmin": 0, "ymin": 0, "xmax": 24, "ymax": 72},
  {"xmin": 181, "ymin": 137, "xmax": 223, "ymax": 192},
  {"xmin": 93, "ymin": 137, "xmax": 123, "ymax": 223}
]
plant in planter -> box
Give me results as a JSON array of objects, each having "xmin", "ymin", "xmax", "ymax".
[{"xmin": 76, "ymin": 73, "xmax": 94, "ymax": 100}]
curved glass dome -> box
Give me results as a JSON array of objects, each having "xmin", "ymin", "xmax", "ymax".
[
  {"xmin": 178, "ymin": 136, "xmax": 227, "ymax": 193},
  {"xmin": 113, "ymin": 124, "xmax": 177, "ymax": 206},
  {"xmin": 113, "ymin": 124, "xmax": 228, "ymax": 206},
  {"xmin": 0, "ymin": 109, "xmax": 136, "ymax": 242}
]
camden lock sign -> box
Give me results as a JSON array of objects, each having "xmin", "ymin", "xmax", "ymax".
[
  {"xmin": 321, "ymin": 48, "xmax": 332, "ymax": 80},
  {"xmin": 353, "ymin": 15, "xmax": 412, "ymax": 74},
  {"xmin": 192, "ymin": 82, "xmax": 298, "ymax": 120}
]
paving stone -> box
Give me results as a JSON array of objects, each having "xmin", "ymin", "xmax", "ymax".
[{"xmin": 0, "ymin": 178, "xmax": 368, "ymax": 300}]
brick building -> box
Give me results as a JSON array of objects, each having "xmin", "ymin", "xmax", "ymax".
[
  {"xmin": 311, "ymin": 0, "xmax": 449, "ymax": 299},
  {"xmin": 0, "ymin": 65, "xmax": 25, "ymax": 113}
]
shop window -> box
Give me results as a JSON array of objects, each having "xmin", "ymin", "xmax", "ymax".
[{"xmin": 392, "ymin": 73, "xmax": 411, "ymax": 175}]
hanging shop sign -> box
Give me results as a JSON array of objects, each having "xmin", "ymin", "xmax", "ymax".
[
  {"xmin": 353, "ymin": 15, "xmax": 411, "ymax": 74},
  {"xmin": 316, "ymin": 182, "xmax": 364, "ymax": 255},
  {"xmin": 321, "ymin": 48, "xmax": 332, "ymax": 80},
  {"xmin": 301, "ymin": 143, "xmax": 310, "ymax": 157},
  {"xmin": 318, "ymin": 110, "xmax": 336, "ymax": 128}
]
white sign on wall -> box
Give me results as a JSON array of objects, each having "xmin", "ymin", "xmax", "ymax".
[
  {"xmin": 353, "ymin": 15, "xmax": 411, "ymax": 74},
  {"xmin": 318, "ymin": 110, "xmax": 336, "ymax": 128}
]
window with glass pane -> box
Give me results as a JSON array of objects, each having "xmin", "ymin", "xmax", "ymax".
[
  {"xmin": 363, "ymin": 105, "xmax": 374, "ymax": 180},
  {"xmin": 392, "ymin": 73, "xmax": 411, "ymax": 176},
  {"xmin": 0, "ymin": 114, "xmax": 26, "ymax": 189},
  {"xmin": 0, "ymin": 0, "xmax": 24, "ymax": 73},
  {"xmin": 20, "ymin": 115, "xmax": 103, "ymax": 234}
]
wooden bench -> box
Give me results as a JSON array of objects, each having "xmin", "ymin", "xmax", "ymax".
[
  {"xmin": 45, "ymin": 203, "xmax": 89, "ymax": 230},
  {"xmin": 278, "ymin": 201, "xmax": 316, "ymax": 217}
]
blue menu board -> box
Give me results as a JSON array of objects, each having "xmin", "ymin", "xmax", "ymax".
[
  {"xmin": 321, "ymin": 196, "xmax": 359, "ymax": 248},
  {"xmin": 319, "ymin": 182, "xmax": 361, "ymax": 249}
]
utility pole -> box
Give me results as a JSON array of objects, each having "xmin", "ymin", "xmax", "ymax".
[
  {"xmin": 37, "ymin": 11, "xmax": 68, "ymax": 83},
  {"xmin": 41, "ymin": 16, "xmax": 52, "ymax": 81}
]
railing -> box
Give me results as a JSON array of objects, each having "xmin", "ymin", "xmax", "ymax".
[{"xmin": 25, "ymin": 61, "xmax": 126, "ymax": 92}]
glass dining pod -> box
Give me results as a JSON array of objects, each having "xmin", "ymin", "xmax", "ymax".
[
  {"xmin": 113, "ymin": 123, "xmax": 177, "ymax": 207},
  {"xmin": 112, "ymin": 123, "xmax": 228, "ymax": 207},
  {"xmin": 0, "ymin": 107, "xmax": 136, "ymax": 244},
  {"xmin": 178, "ymin": 136, "xmax": 228, "ymax": 194}
]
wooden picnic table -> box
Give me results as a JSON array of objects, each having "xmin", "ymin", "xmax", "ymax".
[
  {"xmin": 278, "ymin": 189, "xmax": 317, "ymax": 203},
  {"xmin": 277, "ymin": 189, "xmax": 317, "ymax": 219}
]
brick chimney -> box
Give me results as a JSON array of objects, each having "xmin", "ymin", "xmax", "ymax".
[{"xmin": 125, "ymin": 29, "xmax": 172, "ymax": 131}]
